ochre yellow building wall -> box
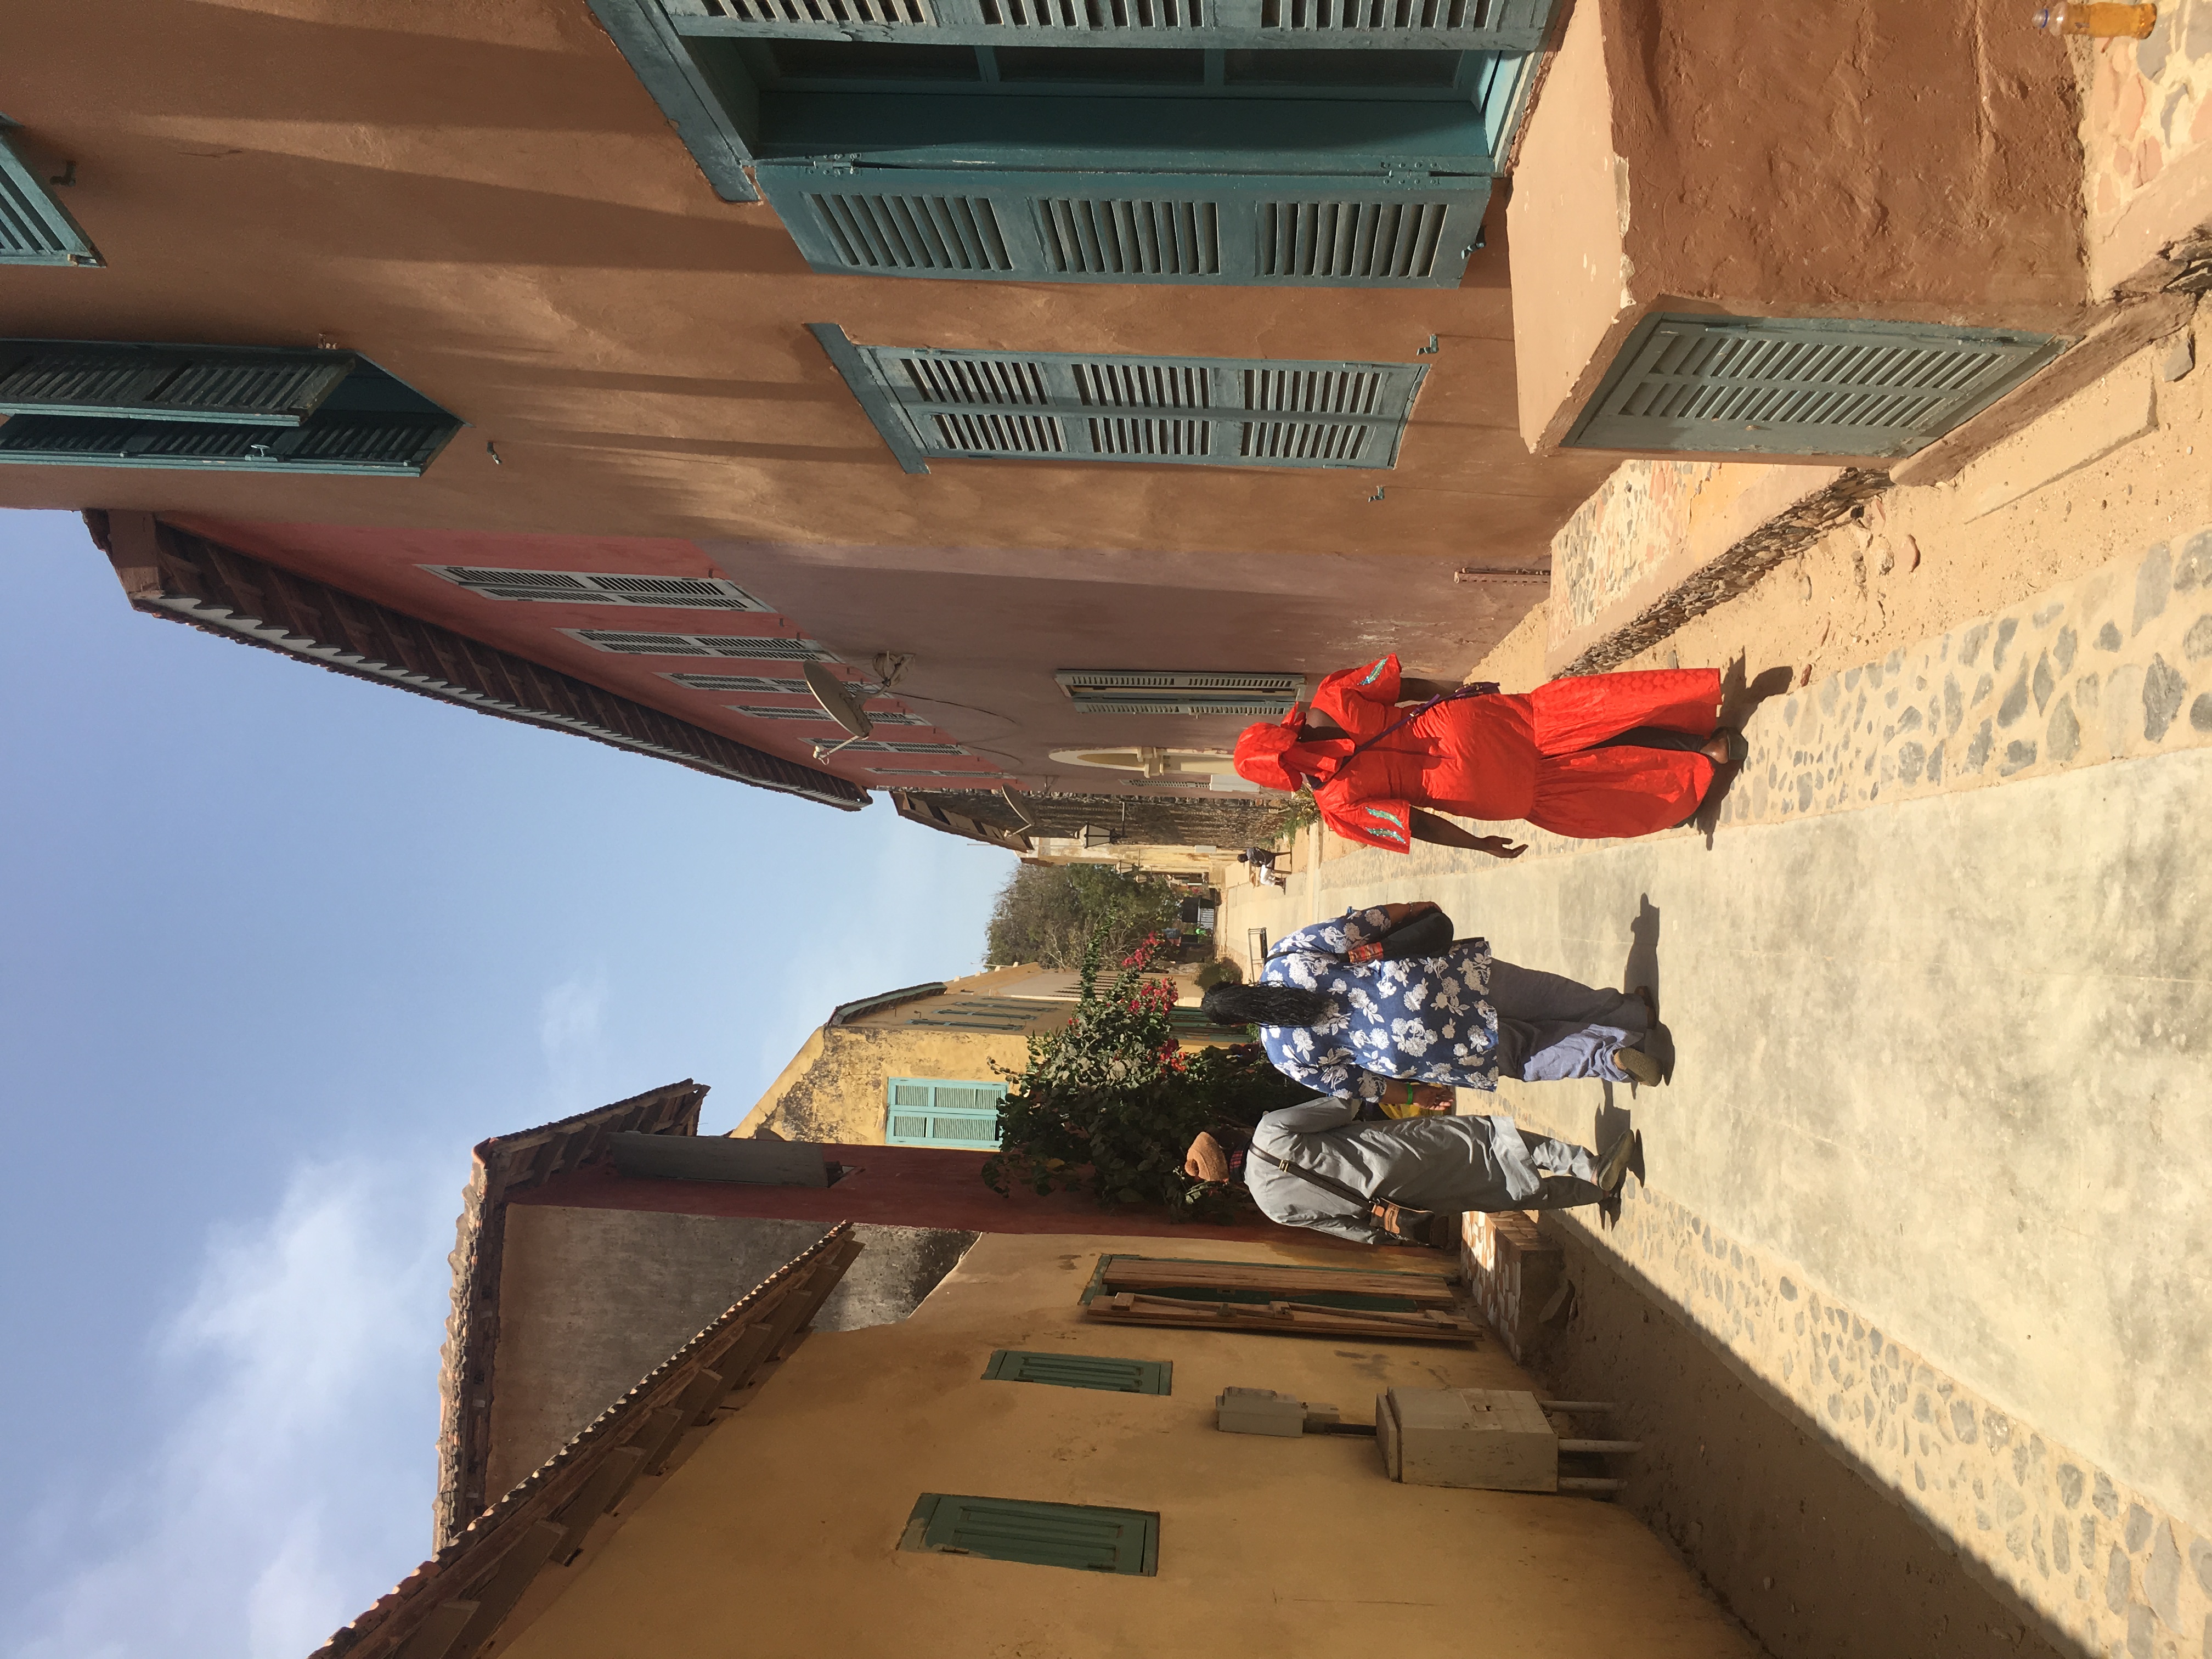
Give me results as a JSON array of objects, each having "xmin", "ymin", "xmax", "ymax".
[
  {"xmin": 499, "ymin": 1233, "xmax": 1757, "ymax": 1659},
  {"xmin": 732, "ymin": 1025, "xmax": 1034, "ymax": 1143}
]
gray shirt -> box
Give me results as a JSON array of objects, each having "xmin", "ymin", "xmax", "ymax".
[{"xmin": 1244, "ymin": 1095, "xmax": 1547, "ymax": 1244}]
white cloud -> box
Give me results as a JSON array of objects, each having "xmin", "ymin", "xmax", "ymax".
[
  {"xmin": 8, "ymin": 1155, "xmax": 459, "ymax": 1659},
  {"xmin": 537, "ymin": 968, "xmax": 613, "ymax": 1112}
]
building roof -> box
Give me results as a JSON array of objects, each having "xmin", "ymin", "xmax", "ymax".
[
  {"xmin": 88, "ymin": 512, "xmax": 868, "ymax": 813},
  {"xmin": 433, "ymin": 1080, "xmax": 707, "ymax": 1549},
  {"xmin": 825, "ymin": 982, "xmax": 945, "ymax": 1026},
  {"xmin": 311, "ymin": 1223, "xmax": 859, "ymax": 1659}
]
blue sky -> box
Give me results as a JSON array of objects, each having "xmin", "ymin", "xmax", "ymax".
[{"xmin": 0, "ymin": 509, "xmax": 1015, "ymax": 1659}]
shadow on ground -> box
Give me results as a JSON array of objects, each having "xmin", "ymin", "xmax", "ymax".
[
  {"xmin": 1695, "ymin": 662, "xmax": 1797, "ymax": 842},
  {"xmin": 1530, "ymin": 1234, "xmax": 2071, "ymax": 1659}
]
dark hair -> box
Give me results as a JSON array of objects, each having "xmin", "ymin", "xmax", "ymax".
[{"xmin": 1201, "ymin": 982, "xmax": 1334, "ymax": 1030}]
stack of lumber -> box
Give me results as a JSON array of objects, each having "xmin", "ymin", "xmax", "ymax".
[{"xmin": 1082, "ymin": 1256, "xmax": 1481, "ymax": 1344}]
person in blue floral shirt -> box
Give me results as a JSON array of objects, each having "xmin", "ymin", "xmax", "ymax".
[{"xmin": 1199, "ymin": 902, "xmax": 1660, "ymax": 1112}]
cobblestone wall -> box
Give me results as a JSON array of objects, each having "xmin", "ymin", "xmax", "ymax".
[{"xmin": 1542, "ymin": 1188, "xmax": 2212, "ymax": 1659}]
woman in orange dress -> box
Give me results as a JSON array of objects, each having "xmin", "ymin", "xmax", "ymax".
[{"xmin": 1232, "ymin": 655, "xmax": 1741, "ymax": 856}]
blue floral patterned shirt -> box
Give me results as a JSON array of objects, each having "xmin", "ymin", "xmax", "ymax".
[{"xmin": 1256, "ymin": 905, "xmax": 1502, "ymax": 1100}]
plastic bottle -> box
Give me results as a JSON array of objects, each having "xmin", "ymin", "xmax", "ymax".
[{"xmin": 2033, "ymin": 2, "xmax": 2157, "ymax": 36}]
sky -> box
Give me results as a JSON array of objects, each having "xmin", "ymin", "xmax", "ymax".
[{"xmin": 0, "ymin": 509, "xmax": 1016, "ymax": 1659}]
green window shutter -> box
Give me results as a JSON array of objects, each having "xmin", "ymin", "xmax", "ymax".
[
  {"xmin": 567, "ymin": 630, "xmax": 837, "ymax": 659},
  {"xmin": 0, "ymin": 125, "xmax": 100, "ymax": 267},
  {"xmin": 900, "ymin": 1494, "xmax": 1158, "ymax": 1575},
  {"xmin": 665, "ymin": 673, "xmax": 813, "ymax": 692},
  {"xmin": 648, "ymin": 0, "xmax": 1553, "ymax": 49},
  {"xmin": 0, "ymin": 341, "xmax": 356, "ymax": 425},
  {"xmin": 813, "ymin": 324, "xmax": 1423, "ymax": 473},
  {"xmin": 0, "ymin": 350, "xmax": 461, "ymax": 477},
  {"xmin": 886, "ymin": 1077, "xmax": 1006, "ymax": 1147},
  {"xmin": 420, "ymin": 566, "xmax": 768, "ymax": 609},
  {"xmin": 1056, "ymin": 668, "xmax": 1301, "ymax": 715},
  {"xmin": 983, "ymin": 1350, "xmax": 1172, "ymax": 1393},
  {"xmin": 761, "ymin": 167, "xmax": 1487, "ymax": 289},
  {"xmin": 0, "ymin": 410, "xmax": 457, "ymax": 475},
  {"xmin": 1567, "ymin": 314, "xmax": 2065, "ymax": 460}
]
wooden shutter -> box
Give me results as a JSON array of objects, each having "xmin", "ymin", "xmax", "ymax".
[
  {"xmin": 0, "ymin": 126, "xmax": 100, "ymax": 267},
  {"xmin": 1567, "ymin": 314, "xmax": 2065, "ymax": 460},
  {"xmin": 885, "ymin": 1079, "xmax": 1006, "ymax": 1147},
  {"xmin": 567, "ymin": 630, "xmax": 838, "ymax": 659},
  {"xmin": 0, "ymin": 410, "xmax": 457, "ymax": 475},
  {"xmin": 983, "ymin": 1350, "xmax": 1172, "ymax": 1393},
  {"xmin": 420, "ymin": 565, "xmax": 768, "ymax": 609},
  {"xmin": 760, "ymin": 166, "xmax": 1488, "ymax": 289},
  {"xmin": 1056, "ymin": 668, "xmax": 1301, "ymax": 715},
  {"xmin": 0, "ymin": 341, "xmax": 355, "ymax": 424},
  {"xmin": 900, "ymin": 1494, "xmax": 1159, "ymax": 1575},
  {"xmin": 653, "ymin": 0, "xmax": 1551, "ymax": 47},
  {"xmin": 815, "ymin": 326, "xmax": 1424, "ymax": 473},
  {"xmin": 665, "ymin": 673, "xmax": 812, "ymax": 692}
]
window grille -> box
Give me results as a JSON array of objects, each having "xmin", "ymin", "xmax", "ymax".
[
  {"xmin": 422, "ymin": 566, "xmax": 767, "ymax": 609},
  {"xmin": 814, "ymin": 326, "xmax": 1423, "ymax": 474}
]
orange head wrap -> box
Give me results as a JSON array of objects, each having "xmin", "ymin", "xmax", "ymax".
[{"xmin": 1232, "ymin": 713, "xmax": 1303, "ymax": 792}]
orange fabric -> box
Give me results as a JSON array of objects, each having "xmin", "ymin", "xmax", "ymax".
[{"xmin": 1274, "ymin": 659, "xmax": 1724, "ymax": 851}]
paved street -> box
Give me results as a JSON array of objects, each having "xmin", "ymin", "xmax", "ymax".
[{"xmin": 1220, "ymin": 528, "xmax": 2212, "ymax": 1659}]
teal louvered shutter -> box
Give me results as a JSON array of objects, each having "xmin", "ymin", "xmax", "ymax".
[
  {"xmin": 0, "ymin": 342, "xmax": 357, "ymax": 424},
  {"xmin": 1567, "ymin": 314, "xmax": 2065, "ymax": 460},
  {"xmin": 657, "ymin": 0, "xmax": 1550, "ymax": 46},
  {"xmin": 0, "ymin": 125, "xmax": 100, "ymax": 267},
  {"xmin": 900, "ymin": 1494, "xmax": 1159, "ymax": 1575},
  {"xmin": 885, "ymin": 1078, "xmax": 1006, "ymax": 1147},
  {"xmin": 1056, "ymin": 668, "xmax": 1301, "ymax": 715},
  {"xmin": 756, "ymin": 167, "xmax": 1487, "ymax": 288},
  {"xmin": 813, "ymin": 326, "xmax": 1424, "ymax": 473},
  {"xmin": 982, "ymin": 1350, "xmax": 1172, "ymax": 1394},
  {"xmin": 0, "ymin": 411, "xmax": 458, "ymax": 475}
]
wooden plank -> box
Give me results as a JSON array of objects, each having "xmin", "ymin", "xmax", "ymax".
[
  {"xmin": 548, "ymin": 1445, "xmax": 647, "ymax": 1564},
  {"xmin": 1086, "ymin": 1293, "xmax": 1478, "ymax": 1344},
  {"xmin": 391, "ymin": 1600, "xmax": 480, "ymax": 1659},
  {"xmin": 1098, "ymin": 1259, "xmax": 1459, "ymax": 1306},
  {"xmin": 627, "ymin": 1406, "xmax": 692, "ymax": 1482},
  {"xmin": 436, "ymin": 1520, "xmax": 566, "ymax": 1659},
  {"xmin": 695, "ymin": 1325, "xmax": 778, "ymax": 1420}
]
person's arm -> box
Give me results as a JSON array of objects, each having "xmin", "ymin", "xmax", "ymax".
[
  {"xmin": 1289, "ymin": 1211, "xmax": 1393, "ymax": 1246},
  {"xmin": 1260, "ymin": 1094, "xmax": 1365, "ymax": 1135},
  {"xmin": 1396, "ymin": 676, "xmax": 1459, "ymax": 702},
  {"xmin": 1410, "ymin": 808, "xmax": 1526, "ymax": 861}
]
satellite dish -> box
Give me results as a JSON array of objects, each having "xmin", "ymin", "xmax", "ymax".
[{"xmin": 803, "ymin": 661, "xmax": 873, "ymax": 740}]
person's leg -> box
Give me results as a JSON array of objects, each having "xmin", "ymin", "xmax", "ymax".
[
  {"xmin": 1516, "ymin": 1127, "xmax": 1640, "ymax": 1205},
  {"xmin": 1488, "ymin": 960, "xmax": 1649, "ymax": 1033},
  {"xmin": 1520, "ymin": 1174, "xmax": 1605, "ymax": 1209},
  {"xmin": 1519, "ymin": 1128, "xmax": 1598, "ymax": 1182},
  {"xmin": 1592, "ymin": 725, "xmax": 1711, "ymax": 753}
]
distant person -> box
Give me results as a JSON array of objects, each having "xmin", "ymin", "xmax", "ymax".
[
  {"xmin": 1242, "ymin": 1093, "xmax": 1639, "ymax": 1247},
  {"xmin": 1238, "ymin": 847, "xmax": 1283, "ymax": 888},
  {"xmin": 1198, "ymin": 901, "xmax": 1661, "ymax": 1106},
  {"xmin": 1230, "ymin": 654, "xmax": 1742, "ymax": 854}
]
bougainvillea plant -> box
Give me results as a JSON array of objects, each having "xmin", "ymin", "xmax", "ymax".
[{"xmin": 981, "ymin": 929, "xmax": 1306, "ymax": 1223}]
